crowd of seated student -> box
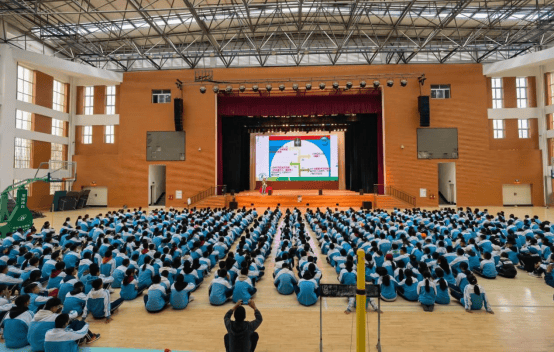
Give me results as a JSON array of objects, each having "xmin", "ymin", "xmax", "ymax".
[
  {"xmin": 0, "ymin": 206, "xmax": 259, "ymax": 348},
  {"xmin": 272, "ymin": 209, "xmax": 323, "ymax": 306},
  {"xmin": 208, "ymin": 209, "xmax": 281, "ymax": 306},
  {"xmin": 307, "ymin": 207, "xmax": 554, "ymax": 312}
]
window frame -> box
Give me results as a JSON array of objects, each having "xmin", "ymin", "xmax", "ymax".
[
  {"xmin": 53, "ymin": 80, "xmax": 67, "ymax": 112},
  {"xmin": 17, "ymin": 65, "xmax": 34, "ymax": 103},
  {"xmin": 14, "ymin": 137, "xmax": 32, "ymax": 169},
  {"xmin": 152, "ymin": 89, "xmax": 171, "ymax": 104},
  {"xmin": 516, "ymin": 77, "xmax": 528, "ymax": 108},
  {"xmin": 83, "ymin": 126, "xmax": 93, "ymax": 144},
  {"xmin": 430, "ymin": 84, "xmax": 451, "ymax": 99},
  {"xmin": 51, "ymin": 118, "xmax": 65, "ymax": 137},
  {"xmin": 106, "ymin": 86, "xmax": 116, "ymax": 114},
  {"xmin": 16, "ymin": 110, "xmax": 32, "ymax": 131},
  {"xmin": 491, "ymin": 78, "xmax": 503, "ymax": 109},
  {"xmin": 104, "ymin": 125, "xmax": 115, "ymax": 144},
  {"xmin": 518, "ymin": 119, "xmax": 530, "ymax": 139},
  {"xmin": 493, "ymin": 119, "xmax": 505, "ymax": 139},
  {"xmin": 84, "ymin": 86, "xmax": 95, "ymax": 115}
]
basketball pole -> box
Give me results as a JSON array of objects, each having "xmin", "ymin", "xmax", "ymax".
[{"xmin": 356, "ymin": 249, "xmax": 366, "ymax": 352}]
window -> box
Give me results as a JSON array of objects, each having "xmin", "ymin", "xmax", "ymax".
[
  {"xmin": 14, "ymin": 138, "xmax": 32, "ymax": 169},
  {"xmin": 518, "ymin": 119, "xmax": 530, "ymax": 138},
  {"xmin": 430, "ymin": 85, "xmax": 451, "ymax": 99},
  {"xmin": 516, "ymin": 77, "xmax": 528, "ymax": 108},
  {"xmin": 550, "ymin": 73, "xmax": 554, "ymax": 105},
  {"xmin": 52, "ymin": 119, "xmax": 64, "ymax": 137},
  {"xmin": 84, "ymin": 87, "xmax": 94, "ymax": 115},
  {"xmin": 53, "ymin": 80, "xmax": 66, "ymax": 112},
  {"xmin": 493, "ymin": 119, "xmax": 505, "ymax": 139},
  {"xmin": 13, "ymin": 180, "xmax": 31, "ymax": 197},
  {"xmin": 491, "ymin": 78, "xmax": 503, "ymax": 109},
  {"xmin": 83, "ymin": 126, "xmax": 93, "ymax": 144},
  {"xmin": 17, "ymin": 65, "xmax": 34, "ymax": 103},
  {"xmin": 16, "ymin": 110, "xmax": 32, "ymax": 130},
  {"xmin": 152, "ymin": 89, "xmax": 171, "ymax": 103},
  {"xmin": 106, "ymin": 86, "xmax": 116, "ymax": 114},
  {"xmin": 104, "ymin": 125, "xmax": 115, "ymax": 144},
  {"xmin": 50, "ymin": 143, "xmax": 65, "ymax": 195}
]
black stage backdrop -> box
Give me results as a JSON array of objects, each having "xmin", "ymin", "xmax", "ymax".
[
  {"xmin": 345, "ymin": 114, "xmax": 379, "ymax": 193},
  {"xmin": 222, "ymin": 116, "xmax": 250, "ymax": 193}
]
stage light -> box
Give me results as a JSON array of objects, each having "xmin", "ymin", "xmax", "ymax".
[
  {"xmin": 400, "ymin": 79, "xmax": 408, "ymax": 87},
  {"xmin": 332, "ymin": 82, "xmax": 339, "ymax": 89},
  {"xmin": 373, "ymin": 80, "xmax": 380, "ymax": 88},
  {"xmin": 266, "ymin": 84, "xmax": 272, "ymax": 92},
  {"xmin": 213, "ymin": 85, "xmax": 220, "ymax": 93},
  {"xmin": 239, "ymin": 85, "xmax": 246, "ymax": 92},
  {"xmin": 306, "ymin": 83, "xmax": 312, "ymax": 90},
  {"xmin": 279, "ymin": 84, "xmax": 285, "ymax": 91},
  {"xmin": 225, "ymin": 85, "xmax": 233, "ymax": 93},
  {"xmin": 252, "ymin": 85, "xmax": 259, "ymax": 92},
  {"xmin": 199, "ymin": 86, "xmax": 207, "ymax": 94},
  {"xmin": 387, "ymin": 79, "xmax": 394, "ymax": 87},
  {"xmin": 360, "ymin": 80, "xmax": 367, "ymax": 88},
  {"xmin": 346, "ymin": 81, "xmax": 353, "ymax": 89},
  {"xmin": 292, "ymin": 83, "xmax": 299, "ymax": 91},
  {"xmin": 319, "ymin": 82, "xmax": 326, "ymax": 90}
]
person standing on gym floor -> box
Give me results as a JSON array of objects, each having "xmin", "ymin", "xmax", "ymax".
[{"xmin": 224, "ymin": 299, "xmax": 263, "ymax": 352}]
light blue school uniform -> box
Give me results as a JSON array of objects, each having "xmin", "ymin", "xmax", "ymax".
[
  {"xmin": 274, "ymin": 270, "xmax": 297, "ymax": 295},
  {"xmin": 62, "ymin": 292, "xmax": 87, "ymax": 315},
  {"xmin": 145, "ymin": 284, "xmax": 168, "ymax": 312},
  {"xmin": 209, "ymin": 278, "xmax": 233, "ymax": 305},
  {"xmin": 120, "ymin": 281, "xmax": 140, "ymax": 301},
  {"xmin": 233, "ymin": 277, "xmax": 257, "ymax": 304},
  {"xmin": 170, "ymin": 283, "xmax": 195, "ymax": 309},
  {"xmin": 434, "ymin": 280, "xmax": 451, "ymax": 304},
  {"xmin": 44, "ymin": 324, "xmax": 89, "ymax": 352},
  {"xmin": 27, "ymin": 313, "xmax": 57, "ymax": 352},
  {"xmin": 3, "ymin": 310, "xmax": 34, "ymax": 348},
  {"xmin": 417, "ymin": 280, "xmax": 437, "ymax": 306},
  {"xmin": 296, "ymin": 279, "xmax": 319, "ymax": 306}
]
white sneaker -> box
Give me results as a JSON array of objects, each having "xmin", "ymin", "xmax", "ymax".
[
  {"xmin": 189, "ymin": 295, "xmax": 195, "ymax": 302},
  {"xmin": 528, "ymin": 272, "xmax": 542, "ymax": 278}
]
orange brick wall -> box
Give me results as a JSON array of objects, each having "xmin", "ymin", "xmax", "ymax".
[{"xmin": 72, "ymin": 64, "xmax": 544, "ymax": 208}]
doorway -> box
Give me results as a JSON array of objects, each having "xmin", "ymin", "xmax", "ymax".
[
  {"xmin": 502, "ymin": 184, "xmax": 532, "ymax": 206},
  {"xmin": 438, "ymin": 162, "xmax": 456, "ymax": 205},
  {"xmin": 148, "ymin": 165, "xmax": 166, "ymax": 206}
]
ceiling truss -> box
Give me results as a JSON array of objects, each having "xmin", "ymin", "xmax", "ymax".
[{"xmin": 1, "ymin": 0, "xmax": 554, "ymax": 71}]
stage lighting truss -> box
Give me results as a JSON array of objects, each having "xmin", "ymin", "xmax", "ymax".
[{"xmin": 199, "ymin": 73, "xmax": 421, "ymax": 93}]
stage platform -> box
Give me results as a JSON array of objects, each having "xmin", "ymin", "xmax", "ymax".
[{"xmin": 232, "ymin": 189, "xmax": 375, "ymax": 208}]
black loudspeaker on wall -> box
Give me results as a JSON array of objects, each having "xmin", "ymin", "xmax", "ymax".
[
  {"xmin": 362, "ymin": 201, "xmax": 372, "ymax": 210},
  {"xmin": 229, "ymin": 201, "xmax": 238, "ymax": 210},
  {"xmin": 418, "ymin": 96, "xmax": 430, "ymax": 127},
  {"xmin": 174, "ymin": 98, "xmax": 184, "ymax": 131}
]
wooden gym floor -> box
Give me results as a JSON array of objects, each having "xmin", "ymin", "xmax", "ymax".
[{"xmin": 25, "ymin": 206, "xmax": 554, "ymax": 352}]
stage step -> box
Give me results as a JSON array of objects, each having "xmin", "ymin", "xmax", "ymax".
[
  {"xmin": 374, "ymin": 195, "xmax": 414, "ymax": 209},
  {"xmin": 191, "ymin": 196, "xmax": 226, "ymax": 208},
  {"xmin": 234, "ymin": 194, "xmax": 375, "ymax": 208}
]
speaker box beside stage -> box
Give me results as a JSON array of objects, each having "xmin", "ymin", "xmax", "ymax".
[
  {"xmin": 418, "ymin": 96, "xmax": 430, "ymax": 127},
  {"xmin": 318, "ymin": 189, "xmax": 323, "ymax": 195},
  {"xmin": 359, "ymin": 189, "xmax": 364, "ymax": 195},
  {"xmin": 174, "ymin": 98, "xmax": 183, "ymax": 131},
  {"xmin": 229, "ymin": 201, "xmax": 238, "ymax": 210},
  {"xmin": 268, "ymin": 190, "xmax": 273, "ymax": 196},
  {"xmin": 362, "ymin": 201, "xmax": 372, "ymax": 210}
]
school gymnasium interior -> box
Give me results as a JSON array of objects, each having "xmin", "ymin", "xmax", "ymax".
[{"xmin": 1, "ymin": 1, "xmax": 554, "ymax": 351}]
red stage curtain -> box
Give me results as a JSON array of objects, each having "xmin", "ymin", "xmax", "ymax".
[{"xmin": 218, "ymin": 93, "xmax": 381, "ymax": 116}]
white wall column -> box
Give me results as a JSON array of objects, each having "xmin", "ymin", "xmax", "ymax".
[
  {"xmin": 537, "ymin": 66, "xmax": 552, "ymax": 206},
  {"xmin": 67, "ymin": 77, "xmax": 77, "ymax": 191},
  {"xmin": 0, "ymin": 45, "xmax": 18, "ymax": 193}
]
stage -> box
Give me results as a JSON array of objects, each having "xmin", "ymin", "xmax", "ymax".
[{"xmin": 231, "ymin": 189, "xmax": 376, "ymax": 208}]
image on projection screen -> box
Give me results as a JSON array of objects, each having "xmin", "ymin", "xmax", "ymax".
[{"xmin": 255, "ymin": 135, "xmax": 339, "ymax": 181}]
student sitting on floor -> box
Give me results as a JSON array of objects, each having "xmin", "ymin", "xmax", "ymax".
[
  {"xmin": 144, "ymin": 275, "xmax": 170, "ymax": 313},
  {"xmin": 473, "ymin": 252, "xmax": 497, "ymax": 279},
  {"xmin": 456, "ymin": 274, "xmax": 494, "ymax": 314},
  {"xmin": 397, "ymin": 269, "xmax": 419, "ymax": 302},
  {"xmin": 58, "ymin": 267, "xmax": 79, "ymax": 303},
  {"xmin": 28, "ymin": 298, "xmax": 77, "ymax": 352},
  {"xmin": 24, "ymin": 283, "xmax": 52, "ymax": 313},
  {"xmin": 433, "ymin": 268, "xmax": 451, "ymax": 305},
  {"xmin": 44, "ymin": 313, "xmax": 99, "ymax": 352},
  {"xmin": 496, "ymin": 253, "xmax": 517, "ymax": 278},
  {"xmin": 1, "ymin": 295, "xmax": 34, "ymax": 348},
  {"xmin": 209, "ymin": 269, "xmax": 234, "ymax": 306},
  {"xmin": 62, "ymin": 282, "xmax": 87, "ymax": 316},
  {"xmin": 233, "ymin": 268, "xmax": 257, "ymax": 304},
  {"xmin": 120, "ymin": 269, "xmax": 147, "ymax": 301},
  {"xmin": 170, "ymin": 274, "xmax": 195, "ymax": 310},
  {"xmin": 274, "ymin": 263, "xmax": 297, "ymax": 295},
  {"xmin": 417, "ymin": 271, "xmax": 437, "ymax": 312},
  {"xmin": 376, "ymin": 267, "xmax": 398, "ymax": 302},
  {"xmin": 295, "ymin": 271, "xmax": 319, "ymax": 306},
  {"xmin": 83, "ymin": 279, "xmax": 124, "ymax": 323}
]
